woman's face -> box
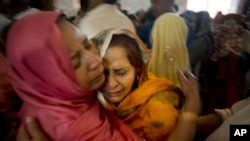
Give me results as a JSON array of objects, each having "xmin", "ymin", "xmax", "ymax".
[
  {"xmin": 58, "ymin": 20, "xmax": 105, "ymax": 91},
  {"xmin": 101, "ymin": 46, "xmax": 136, "ymax": 104}
]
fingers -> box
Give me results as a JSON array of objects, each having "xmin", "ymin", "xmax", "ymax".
[
  {"xmin": 25, "ymin": 117, "xmax": 50, "ymax": 141},
  {"xmin": 177, "ymin": 69, "xmax": 186, "ymax": 89},
  {"xmin": 177, "ymin": 70, "xmax": 201, "ymax": 113},
  {"xmin": 16, "ymin": 124, "xmax": 30, "ymax": 141},
  {"xmin": 177, "ymin": 69, "xmax": 196, "ymax": 80},
  {"xmin": 25, "ymin": 117, "xmax": 44, "ymax": 139},
  {"xmin": 177, "ymin": 69, "xmax": 199, "ymax": 96},
  {"xmin": 178, "ymin": 70, "xmax": 197, "ymax": 86}
]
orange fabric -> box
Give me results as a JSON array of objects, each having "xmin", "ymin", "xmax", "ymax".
[{"xmin": 106, "ymin": 72, "xmax": 180, "ymax": 141}]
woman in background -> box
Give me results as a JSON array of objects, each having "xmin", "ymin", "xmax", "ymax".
[{"xmin": 149, "ymin": 13, "xmax": 190, "ymax": 88}]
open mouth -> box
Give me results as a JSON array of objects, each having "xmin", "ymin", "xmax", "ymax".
[{"xmin": 107, "ymin": 90, "xmax": 122, "ymax": 97}]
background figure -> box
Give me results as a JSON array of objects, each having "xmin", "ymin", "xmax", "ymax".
[
  {"xmin": 173, "ymin": 4, "xmax": 179, "ymax": 13},
  {"xmin": 29, "ymin": 0, "xmax": 54, "ymax": 11},
  {"xmin": 213, "ymin": 11, "xmax": 223, "ymax": 24},
  {"xmin": 199, "ymin": 13, "xmax": 248, "ymax": 114},
  {"xmin": 181, "ymin": 11, "xmax": 213, "ymax": 78},
  {"xmin": 127, "ymin": 9, "xmax": 148, "ymax": 32},
  {"xmin": 0, "ymin": 0, "xmax": 11, "ymax": 53},
  {"xmin": 138, "ymin": 0, "xmax": 194, "ymax": 50},
  {"xmin": 13, "ymin": 0, "xmax": 55, "ymax": 20},
  {"xmin": 137, "ymin": 0, "xmax": 175, "ymax": 50},
  {"xmin": 180, "ymin": 10, "xmax": 196, "ymax": 37},
  {"xmin": 136, "ymin": 7, "xmax": 156, "ymax": 49},
  {"xmin": 0, "ymin": 0, "xmax": 12, "ymax": 20},
  {"xmin": 77, "ymin": 0, "xmax": 135, "ymax": 39},
  {"xmin": 149, "ymin": 13, "xmax": 190, "ymax": 87}
]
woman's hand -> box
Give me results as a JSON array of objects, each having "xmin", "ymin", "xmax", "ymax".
[
  {"xmin": 167, "ymin": 70, "xmax": 201, "ymax": 141},
  {"xmin": 177, "ymin": 70, "xmax": 200, "ymax": 113},
  {"xmin": 17, "ymin": 117, "xmax": 50, "ymax": 141}
]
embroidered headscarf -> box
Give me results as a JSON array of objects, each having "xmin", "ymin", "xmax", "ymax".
[
  {"xmin": 6, "ymin": 11, "xmax": 137, "ymax": 141},
  {"xmin": 211, "ymin": 14, "xmax": 244, "ymax": 61},
  {"xmin": 92, "ymin": 28, "xmax": 180, "ymax": 141},
  {"xmin": 149, "ymin": 13, "xmax": 190, "ymax": 87}
]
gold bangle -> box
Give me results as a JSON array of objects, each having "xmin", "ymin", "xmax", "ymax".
[{"xmin": 181, "ymin": 111, "xmax": 198, "ymax": 123}]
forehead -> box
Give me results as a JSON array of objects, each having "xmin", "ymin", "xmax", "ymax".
[
  {"xmin": 104, "ymin": 46, "xmax": 127, "ymax": 59},
  {"xmin": 103, "ymin": 46, "xmax": 130, "ymax": 65},
  {"xmin": 58, "ymin": 20, "xmax": 84, "ymax": 53}
]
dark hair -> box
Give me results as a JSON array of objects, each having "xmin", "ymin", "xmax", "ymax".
[
  {"xmin": 0, "ymin": 0, "xmax": 9, "ymax": 13},
  {"xmin": 29, "ymin": 0, "xmax": 54, "ymax": 10},
  {"xmin": 109, "ymin": 34, "xmax": 145, "ymax": 85},
  {"xmin": 109, "ymin": 34, "xmax": 146, "ymax": 90},
  {"xmin": 1, "ymin": 21, "xmax": 15, "ymax": 55},
  {"xmin": 195, "ymin": 11, "xmax": 210, "ymax": 33},
  {"xmin": 146, "ymin": 8, "xmax": 156, "ymax": 22},
  {"xmin": 105, "ymin": 0, "xmax": 117, "ymax": 4},
  {"xmin": 11, "ymin": 0, "xmax": 29, "ymax": 8},
  {"xmin": 80, "ymin": 0, "xmax": 88, "ymax": 11}
]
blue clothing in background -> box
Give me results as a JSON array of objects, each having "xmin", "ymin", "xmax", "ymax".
[
  {"xmin": 138, "ymin": 21, "xmax": 155, "ymax": 49},
  {"xmin": 185, "ymin": 20, "xmax": 195, "ymax": 48}
]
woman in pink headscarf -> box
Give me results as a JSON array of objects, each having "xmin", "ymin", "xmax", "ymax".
[{"xmin": 6, "ymin": 11, "xmax": 138, "ymax": 141}]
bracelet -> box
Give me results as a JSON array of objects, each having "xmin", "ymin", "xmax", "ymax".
[
  {"xmin": 181, "ymin": 111, "xmax": 198, "ymax": 123},
  {"xmin": 214, "ymin": 108, "xmax": 232, "ymax": 121}
]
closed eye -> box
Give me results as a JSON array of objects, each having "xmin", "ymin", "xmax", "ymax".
[
  {"xmin": 115, "ymin": 69, "xmax": 127, "ymax": 75},
  {"xmin": 71, "ymin": 51, "xmax": 81, "ymax": 69}
]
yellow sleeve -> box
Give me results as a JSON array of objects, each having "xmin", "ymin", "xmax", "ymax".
[{"xmin": 136, "ymin": 91, "xmax": 180, "ymax": 141}]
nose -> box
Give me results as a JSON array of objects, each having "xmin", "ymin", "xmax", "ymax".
[
  {"xmin": 86, "ymin": 51, "xmax": 102, "ymax": 71},
  {"xmin": 107, "ymin": 73, "xmax": 118, "ymax": 89}
]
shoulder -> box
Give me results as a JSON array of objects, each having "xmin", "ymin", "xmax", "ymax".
[{"xmin": 150, "ymin": 86, "xmax": 184, "ymax": 109}]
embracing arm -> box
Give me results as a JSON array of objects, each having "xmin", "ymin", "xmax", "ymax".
[
  {"xmin": 17, "ymin": 117, "xmax": 50, "ymax": 141},
  {"xmin": 196, "ymin": 113, "xmax": 222, "ymax": 135},
  {"xmin": 197, "ymin": 97, "xmax": 250, "ymax": 135},
  {"xmin": 166, "ymin": 70, "xmax": 201, "ymax": 141}
]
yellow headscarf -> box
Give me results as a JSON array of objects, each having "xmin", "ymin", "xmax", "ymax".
[{"xmin": 149, "ymin": 13, "xmax": 190, "ymax": 87}]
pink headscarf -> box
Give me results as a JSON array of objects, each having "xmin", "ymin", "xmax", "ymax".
[{"xmin": 6, "ymin": 11, "xmax": 137, "ymax": 141}]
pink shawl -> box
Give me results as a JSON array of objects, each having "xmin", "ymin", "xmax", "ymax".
[{"xmin": 6, "ymin": 11, "xmax": 137, "ymax": 141}]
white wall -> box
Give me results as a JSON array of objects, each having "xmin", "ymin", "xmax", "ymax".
[
  {"xmin": 54, "ymin": 0, "xmax": 80, "ymax": 17},
  {"xmin": 54, "ymin": 0, "xmax": 240, "ymax": 18},
  {"xmin": 53, "ymin": 0, "xmax": 186, "ymax": 16},
  {"xmin": 187, "ymin": 0, "xmax": 240, "ymax": 18},
  {"xmin": 117, "ymin": 0, "xmax": 151, "ymax": 14}
]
